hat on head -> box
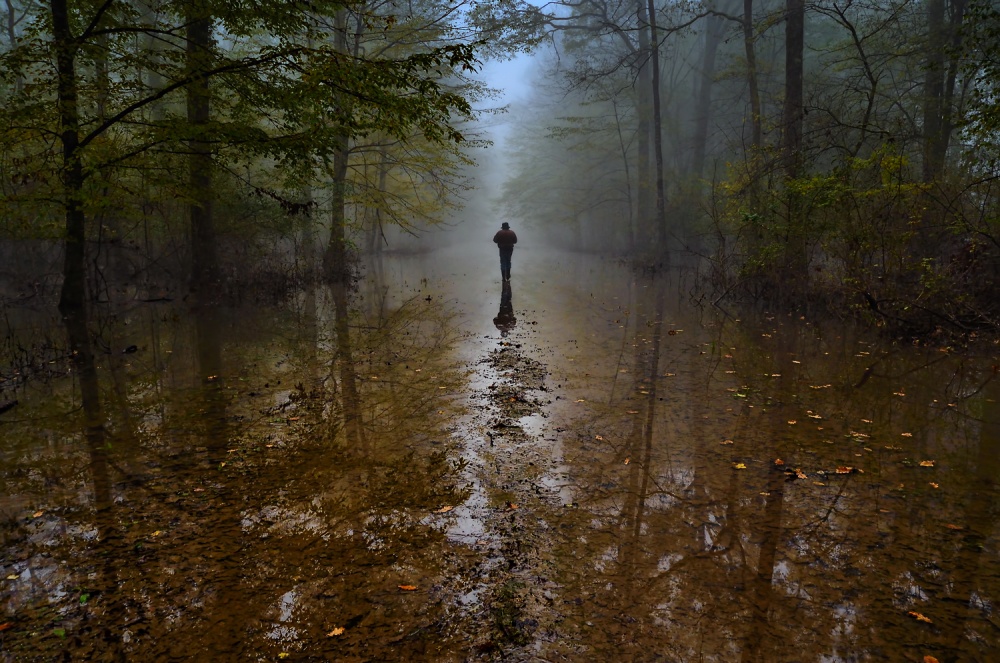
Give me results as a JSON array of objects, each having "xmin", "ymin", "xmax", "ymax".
[{"xmin": 501, "ymin": 222, "xmax": 510, "ymax": 229}]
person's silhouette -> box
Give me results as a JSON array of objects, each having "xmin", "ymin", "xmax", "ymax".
[
  {"xmin": 492, "ymin": 222, "xmax": 517, "ymax": 281},
  {"xmin": 493, "ymin": 280, "xmax": 516, "ymax": 336}
]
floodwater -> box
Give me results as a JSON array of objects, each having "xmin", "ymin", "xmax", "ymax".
[{"xmin": 1, "ymin": 245, "xmax": 998, "ymax": 662}]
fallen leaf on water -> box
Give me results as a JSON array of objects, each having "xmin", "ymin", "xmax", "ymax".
[
  {"xmin": 623, "ymin": 458, "xmax": 630, "ymax": 465},
  {"xmin": 923, "ymin": 656, "xmax": 940, "ymax": 663},
  {"xmin": 327, "ymin": 627, "xmax": 345, "ymax": 637},
  {"xmin": 663, "ymin": 373, "xmax": 676, "ymax": 377},
  {"xmin": 919, "ymin": 460, "xmax": 935, "ymax": 467},
  {"xmin": 908, "ymin": 611, "xmax": 932, "ymax": 623},
  {"xmin": 787, "ymin": 420, "xmax": 797, "ymax": 425},
  {"xmin": 893, "ymin": 391, "xmax": 906, "ymax": 396},
  {"xmin": 0, "ymin": 623, "xmax": 13, "ymax": 632},
  {"xmin": 813, "ymin": 481, "xmax": 826, "ymax": 486},
  {"xmin": 32, "ymin": 511, "xmax": 44, "ymax": 518},
  {"xmin": 398, "ymin": 585, "xmax": 418, "ymax": 591},
  {"xmin": 901, "ymin": 432, "xmax": 913, "ymax": 437},
  {"xmin": 150, "ymin": 530, "xmax": 163, "ymax": 537},
  {"xmin": 945, "ymin": 524, "xmax": 963, "ymax": 530},
  {"xmin": 433, "ymin": 506, "xmax": 454, "ymax": 514},
  {"xmin": 626, "ymin": 410, "xmax": 639, "ymax": 414},
  {"xmin": 774, "ymin": 458, "xmax": 785, "ymax": 466},
  {"xmin": 810, "ymin": 384, "xmax": 832, "ymax": 389},
  {"xmin": 278, "ymin": 654, "xmax": 291, "ymax": 659},
  {"xmin": 5, "ymin": 575, "xmax": 17, "ymax": 580},
  {"xmin": 862, "ymin": 418, "xmax": 873, "ymax": 423},
  {"xmin": 835, "ymin": 467, "xmax": 854, "ymax": 474},
  {"xmin": 733, "ymin": 463, "xmax": 747, "ymax": 470},
  {"xmin": 575, "ymin": 399, "xmax": 586, "ymax": 403},
  {"xmin": 595, "ymin": 435, "xmax": 604, "ymax": 440},
  {"xmin": 808, "ymin": 414, "xmax": 823, "ymax": 419},
  {"xmin": 929, "ymin": 482, "xmax": 939, "ymax": 488},
  {"xmin": 721, "ymin": 439, "xmax": 734, "ymax": 445},
  {"xmin": 796, "ymin": 469, "xmax": 807, "ymax": 480},
  {"xmin": 506, "ymin": 502, "xmax": 519, "ymax": 510},
  {"xmin": 287, "ymin": 417, "xmax": 300, "ymax": 422}
]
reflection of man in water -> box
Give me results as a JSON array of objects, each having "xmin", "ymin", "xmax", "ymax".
[
  {"xmin": 492, "ymin": 222, "xmax": 517, "ymax": 281},
  {"xmin": 493, "ymin": 281, "xmax": 516, "ymax": 336}
]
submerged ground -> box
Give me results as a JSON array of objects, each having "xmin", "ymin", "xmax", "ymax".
[{"xmin": 1, "ymin": 245, "xmax": 998, "ymax": 661}]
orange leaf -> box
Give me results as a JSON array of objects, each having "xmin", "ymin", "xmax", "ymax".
[
  {"xmin": 398, "ymin": 585, "xmax": 418, "ymax": 591},
  {"xmin": 945, "ymin": 524, "xmax": 963, "ymax": 530},
  {"xmin": 327, "ymin": 627, "xmax": 345, "ymax": 637},
  {"xmin": 433, "ymin": 506, "xmax": 454, "ymax": 514},
  {"xmin": 923, "ymin": 657, "xmax": 940, "ymax": 663},
  {"xmin": 908, "ymin": 611, "xmax": 932, "ymax": 623},
  {"xmin": 623, "ymin": 458, "xmax": 630, "ymax": 465},
  {"xmin": 835, "ymin": 467, "xmax": 853, "ymax": 474},
  {"xmin": 774, "ymin": 459, "xmax": 785, "ymax": 466},
  {"xmin": 919, "ymin": 460, "xmax": 935, "ymax": 467},
  {"xmin": 0, "ymin": 623, "xmax": 13, "ymax": 632}
]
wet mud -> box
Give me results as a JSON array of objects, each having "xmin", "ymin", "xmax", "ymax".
[{"xmin": 2, "ymin": 246, "xmax": 999, "ymax": 661}]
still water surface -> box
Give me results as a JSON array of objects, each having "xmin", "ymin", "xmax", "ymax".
[{"xmin": 1, "ymin": 246, "xmax": 998, "ymax": 661}]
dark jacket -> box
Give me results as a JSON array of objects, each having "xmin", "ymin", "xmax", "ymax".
[{"xmin": 493, "ymin": 229, "xmax": 518, "ymax": 251}]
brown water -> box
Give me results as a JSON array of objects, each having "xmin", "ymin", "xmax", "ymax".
[{"xmin": 1, "ymin": 246, "xmax": 998, "ymax": 662}]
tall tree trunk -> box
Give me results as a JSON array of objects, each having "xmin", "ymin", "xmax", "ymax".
[
  {"xmin": 922, "ymin": 0, "xmax": 947, "ymax": 185},
  {"xmin": 51, "ymin": 0, "xmax": 87, "ymax": 313},
  {"xmin": 187, "ymin": 1, "xmax": 217, "ymax": 291},
  {"xmin": 646, "ymin": 0, "xmax": 668, "ymax": 252},
  {"xmin": 781, "ymin": 0, "xmax": 807, "ymax": 288},
  {"xmin": 636, "ymin": 0, "xmax": 654, "ymax": 246},
  {"xmin": 691, "ymin": 14, "xmax": 726, "ymax": 180},
  {"xmin": 743, "ymin": 0, "xmax": 761, "ymax": 149},
  {"xmin": 5, "ymin": 0, "xmax": 24, "ymax": 94},
  {"xmin": 324, "ymin": 9, "xmax": 354, "ymax": 280},
  {"xmin": 781, "ymin": 0, "xmax": 804, "ymax": 178}
]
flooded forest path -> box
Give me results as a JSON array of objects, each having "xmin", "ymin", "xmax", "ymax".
[{"xmin": 2, "ymin": 245, "xmax": 999, "ymax": 662}]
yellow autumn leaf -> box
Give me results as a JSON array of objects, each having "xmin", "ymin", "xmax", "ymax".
[
  {"xmin": 919, "ymin": 460, "xmax": 935, "ymax": 467},
  {"xmin": 327, "ymin": 627, "xmax": 345, "ymax": 637},
  {"xmin": 908, "ymin": 611, "xmax": 932, "ymax": 623},
  {"xmin": 433, "ymin": 506, "xmax": 454, "ymax": 514},
  {"xmin": 733, "ymin": 463, "xmax": 747, "ymax": 470}
]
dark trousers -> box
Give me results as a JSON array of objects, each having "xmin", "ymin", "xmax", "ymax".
[{"xmin": 499, "ymin": 249, "xmax": 513, "ymax": 279}]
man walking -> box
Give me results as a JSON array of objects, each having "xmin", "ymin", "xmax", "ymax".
[{"xmin": 493, "ymin": 222, "xmax": 517, "ymax": 281}]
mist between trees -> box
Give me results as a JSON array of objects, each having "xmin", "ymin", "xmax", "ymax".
[
  {"xmin": 1, "ymin": 0, "xmax": 999, "ymax": 338},
  {"xmin": 501, "ymin": 0, "xmax": 1000, "ymax": 339}
]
